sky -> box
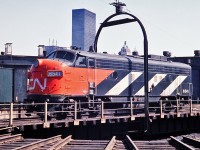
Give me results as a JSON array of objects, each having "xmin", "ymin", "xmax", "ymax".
[{"xmin": 0, "ymin": 0, "xmax": 200, "ymax": 57}]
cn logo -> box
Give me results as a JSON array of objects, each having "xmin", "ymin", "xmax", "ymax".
[{"xmin": 29, "ymin": 78, "xmax": 47, "ymax": 90}]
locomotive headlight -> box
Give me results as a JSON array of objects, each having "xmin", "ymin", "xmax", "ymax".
[{"xmin": 47, "ymin": 71, "xmax": 63, "ymax": 77}]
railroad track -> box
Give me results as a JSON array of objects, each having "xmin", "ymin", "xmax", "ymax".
[
  {"xmin": 0, "ymin": 134, "xmax": 137, "ymax": 150},
  {"xmin": 55, "ymin": 134, "xmax": 200, "ymax": 150},
  {"xmin": 132, "ymin": 134, "xmax": 200, "ymax": 150},
  {"xmin": 104, "ymin": 135, "xmax": 138, "ymax": 150},
  {"xmin": 0, "ymin": 133, "xmax": 199, "ymax": 149},
  {"xmin": 133, "ymin": 139, "xmax": 176, "ymax": 150},
  {"xmin": 0, "ymin": 134, "xmax": 62, "ymax": 150},
  {"xmin": 49, "ymin": 135, "xmax": 136, "ymax": 150},
  {"xmin": 170, "ymin": 134, "xmax": 200, "ymax": 150}
]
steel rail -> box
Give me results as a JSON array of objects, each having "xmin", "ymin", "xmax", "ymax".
[
  {"xmin": 125, "ymin": 135, "xmax": 139, "ymax": 150},
  {"xmin": 0, "ymin": 133, "xmax": 11, "ymax": 138},
  {"xmin": 170, "ymin": 136, "xmax": 195, "ymax": 150},
  {"xmin": 104, "ymin": 136, "xmax": 116, "ymax": 150},
  {"xmin": 13, "ymin": 135, "xmax": 61, "ymax": 150},
  {"xmin": 48, "ymin": 135, "xmax": 72, "ymax": 150},
  {"xmin": 0, "ymin": 126, "xmax": 13, "ymax": 131},
  {"xmin": 0, "ymin": 134, "xmax": 23, "ymax": 144},
  {"xmin": 183, "ymin": 136, "xmax": 200, "ymax": 148}
]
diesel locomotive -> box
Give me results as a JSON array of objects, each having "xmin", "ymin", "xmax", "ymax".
[
  {"xmin": 26, "ymin": 48, "xmax": 192, "ymax": 116},
  {"xmin": 26, "ymin": 1, "xmax": 193, "ymax": 117}
]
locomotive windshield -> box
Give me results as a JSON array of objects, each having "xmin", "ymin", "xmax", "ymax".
[{"xmin": 47, "ymin": 51, "xmax": 75, "ymax": 63}]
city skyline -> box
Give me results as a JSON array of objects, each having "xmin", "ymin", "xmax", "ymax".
[{"xmin": 0, "ymin": 0, "xmax": 200, "ymax": 57}]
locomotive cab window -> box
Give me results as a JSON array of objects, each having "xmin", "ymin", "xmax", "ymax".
[
  {"xmin": 62, "ymin": 52, "xmax": 75, "ymax": 62},
  {"xmin": 47, "ymin": 52, "xmax": 56, "ymax": 59},
  {"xmin": 75, "ymin": 56, "xmax": 86, "ymax": 67},
  {"xmin": 48, "ymin": 51, "xmax": 75, "ymax": 63},
  {"xmin": 88, "ymin": 58, "xmax": 95, "ymax": 68},
  {"xmin": 56, "ymin": 51, "xmax": 66, "ymax": 59}
]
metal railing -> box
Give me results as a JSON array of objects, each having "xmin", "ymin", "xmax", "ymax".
[
  {"xmin": 158, "ymin": 99, "xmax": 200, "ymax": 118},
  {"xmin": 0, "ymin": 98, "xmax": 199, "ymax": 128}
]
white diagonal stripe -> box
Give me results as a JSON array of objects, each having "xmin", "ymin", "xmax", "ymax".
[
  {"xmin": 105, "ymin": 72, "xmax": 142, "ymax": 95},
  {"xmin": 160, "ymin": 75, "xmax": 187, "ymax": 96},
  {"xmin": 135, "ymin": 74, "xmax": 167, "ymax": 96}
]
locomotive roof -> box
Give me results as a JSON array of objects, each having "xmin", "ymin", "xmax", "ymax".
[
  {"xmin": 75, "ymin": 49, "xmax": 190, "ymax": 69},
  {"xmin": 52, "ymin": 48, "xmax": 191, "ymax": 69}
]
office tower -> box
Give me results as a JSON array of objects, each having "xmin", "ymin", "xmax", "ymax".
[{"xmin": 72, "ymin": 9, "xmax": 96, "ymax": 51}]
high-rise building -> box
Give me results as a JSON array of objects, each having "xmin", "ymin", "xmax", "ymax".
[{"xmin": 72, "ymin": 9, "xmax": 96, "ymax": 51}]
